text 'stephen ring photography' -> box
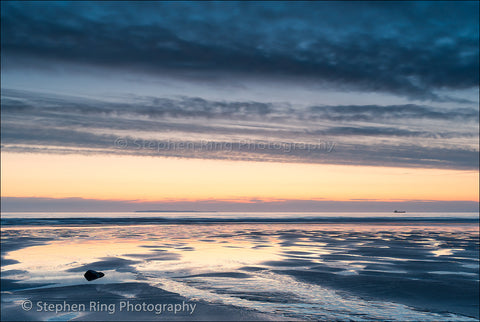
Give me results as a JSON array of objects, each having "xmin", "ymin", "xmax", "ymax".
[{"xmin": 1, "ymin": 1, "xmax": 478, "ymax": 322}]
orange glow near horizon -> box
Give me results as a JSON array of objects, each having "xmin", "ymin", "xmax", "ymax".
[{"xmin": 1, "ymin": 152, "xmax": 478, "ymax": 202}]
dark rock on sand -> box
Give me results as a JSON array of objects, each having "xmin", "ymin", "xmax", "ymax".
[{"xmin": 84, "ymin": 270, "xmax": 105, "ymax": 281}]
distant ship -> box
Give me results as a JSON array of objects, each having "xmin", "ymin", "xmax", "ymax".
[{"xmin": 393, "ymin": 210, "xmax": 406, "ymax": 213}]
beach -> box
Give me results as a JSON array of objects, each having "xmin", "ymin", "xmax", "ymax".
[
  {"xmin": 3, "ymin": 2, "xmax": 478, "ymax": 321},
  {"xmin": 1, "ymin": 213, "xmax": 479, "ymax": 321}
]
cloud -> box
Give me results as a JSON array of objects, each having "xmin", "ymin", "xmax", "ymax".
[
  {"xmin": 309, "ymin": 104, "xmax": 479, "ymax": 122},
  {"xmin": 1, "ymin": 1, "xmax": 478, "ymax": 101},
  {"xmin": 3, "ymin": 88, "xmax": 478, "ymax": 125},
  {"xmin": 313, "ymin": 126, "xmax": 475, "ymax": 138},
  {"xmin": 2, "ymin": 89, "xmax": 478, "ymax": 169}
]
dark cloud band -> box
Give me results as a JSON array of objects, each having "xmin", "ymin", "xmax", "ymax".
[{"xmin": 1, "ymin": 1, "xmax": 478, "ymax": 101}]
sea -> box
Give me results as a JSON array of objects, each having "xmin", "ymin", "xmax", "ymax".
[{"xmin": 1, "ymin": 212, "xmax": 479, "ymax": 321}]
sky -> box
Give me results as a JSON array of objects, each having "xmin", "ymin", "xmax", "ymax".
[{"xmin": 1, "ymin": 1, "xmax": 479, "ymax": 212}]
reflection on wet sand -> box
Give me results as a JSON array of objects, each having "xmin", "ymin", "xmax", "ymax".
[{"xmin": 1, "ymin": 223, "xmax": 479, "ymax": 321}]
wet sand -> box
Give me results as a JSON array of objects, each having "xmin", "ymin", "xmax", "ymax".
[{"xmin": 1, "ymin": 222, "xmax": 479, "ymax": 321}]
